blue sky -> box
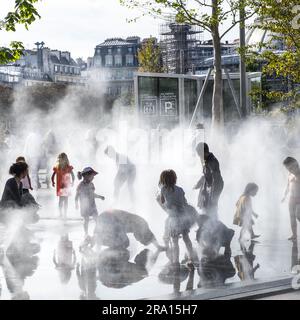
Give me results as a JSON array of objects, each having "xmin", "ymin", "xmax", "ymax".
[{"xmin": 1, "ymin": 0, "xmax": 243, "ymax": 59}]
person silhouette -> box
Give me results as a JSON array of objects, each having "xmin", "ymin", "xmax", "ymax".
[
  {"xmin": 53, "ymin": 234, "xmax": 76, "ymax": 284},
  {"xmin": 98, "ymin": 247, "xmax": 161, "ymax": 289},
  {"xmin": 234, "ymin": 241, "xmax": 260, "ymax": 281},
  {"xmin": 76, "ymin": 240, "xmax": 98, "ymax": 300}
]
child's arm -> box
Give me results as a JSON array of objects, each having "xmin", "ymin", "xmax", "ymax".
[
  {"xmin": 75, "ymin": 186, "xmax": 80, "ymax": 209},
  {"xmin": 194, "ymin": 176, "xmax": 204, "ymax": 190},
  {"xmin": 156, "ymin": 192, "xmax": 166, "ymax": 210},
  {"xmin": 95, "ymin": 193, "xmax": 105, "ymax": 200},
  {"xmin": 247, "ymin": 197, "xmax": 258, "ymax": 219},
  {"xmin": 51, "ymin": 171, "xmax": 56, "ymax": 187},
  {"xmin": 282, "ymin": 178, "xmax": 290, "ymax": 203},
  {"xmin": 53, "ymin": 250, "xmax": 58, "ymax": 267},
  {"xmin": 252, "ymin": 211, "xmax": 259, "ymax": 219},
  {"xmin": 71, "ymin": 170, "xmax": 75, "ymax": 186}
]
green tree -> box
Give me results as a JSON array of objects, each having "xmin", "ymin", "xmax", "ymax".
[
  {"xmin": 120, "ymin": 0, "xmax": 256, "ymax": 129},
  {"xmin": 0, "ymin": 0, "xmax": 40, "ymax": 64},
  {"xmin": 138, "ymin": 38, "xmax": 164, "ymax": 73},
  {"xmin": 247, "ymin": 0, "xmax": 300, "ymax": 110}
]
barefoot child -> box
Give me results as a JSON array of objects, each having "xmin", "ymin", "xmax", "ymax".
[
  {"xmin": 51, "ymin": 153, "xmax": 75, "ymax": 220},
  {"xmin": 75, "ymin": 167, "xmax": 105, "ymax": 236},
  {"xmin": 156, "ymin": 170, "xmax": 196, "ymax": 267},
  {"xmin": 104, "ymin": 146, "xmax": 136, "ymax": 204},
  {"xmin": 233, "ymin": 183, "xmax": 260, "ymax": 240},
  {"xmin": 282, "ymin": 157, "xmax": 300, "ymax": 241}
]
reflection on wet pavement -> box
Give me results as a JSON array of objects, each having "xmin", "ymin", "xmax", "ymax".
[{"xmin": 0, "ymin": 218, "xmax": 298, "ymax": 300}]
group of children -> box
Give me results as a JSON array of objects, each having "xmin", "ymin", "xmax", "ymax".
[{"xmin": 1, "ymin": 143, "xmax": 300, "ymax": 271}]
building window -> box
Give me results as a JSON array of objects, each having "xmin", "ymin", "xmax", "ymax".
[
  {"xmin": 54, "ymin": 65, "xmax": 59, "ymax": 73},
  {"xmin": 128, "ymin": 47, "xmax": 133, "ymax": 53},
  {"xmin": 105, "ymin": 55, "xmax": 113, "ymax": 67},
  {"xmin": 108, "ymin": 48, "xmax": 112, "ymax": 54},
  {"xmin": 117, "ymin": 47, "xmax": 121, "ymax": 54},
  {"xmin": 126, "ymin": 54, "xmax": 134, "ymax": 66},
  {"xmin": 115, "ymin": 55, "xmax": 122, "ymax": 67},
  {"xmin": 94, "ymin": 56, "xmax": 102, "ymax": 67},
  {"xmin": 96, "ymin": 48, "xmax": 101, "ymax": 55},
  {"xmin": 127, "ymin": 70, "xmax": 133, "ymax": 79},
  {"xmin": 116, "ymin": 70, "xmax": 122, "ymax": 79}
]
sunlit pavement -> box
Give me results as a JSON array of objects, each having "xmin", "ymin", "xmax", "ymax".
[{"xmin": 0, "ymin": 189, "xmax": 299, "ymax": 300}]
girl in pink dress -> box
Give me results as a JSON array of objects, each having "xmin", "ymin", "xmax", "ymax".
[{"xmin": 52, "ymin": 153, "xmax": 75, "ymax": 220}]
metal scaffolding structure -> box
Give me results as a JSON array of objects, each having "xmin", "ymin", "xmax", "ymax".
[{"xmin": 159, "ymin": 18, "xmax": 204, "ymax": 75}]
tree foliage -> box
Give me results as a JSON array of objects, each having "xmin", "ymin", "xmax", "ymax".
[
  {"xmin": 0, "ymin": 0, "xmax": 41, "ymax": 64},
  {"xmin": 120, "ymin": 0, "xmax": 255, "ymax": 37},
  {"xmin": 120, "ymin": 0, "xmax": 257, "ymax": 127},
  {"xmin": 247, "ymin": 0, "xmax": 300, "ymax": 109},
  {"xmin": 138, "ymin": 38, "xmax": 164, "ymax": 73}
]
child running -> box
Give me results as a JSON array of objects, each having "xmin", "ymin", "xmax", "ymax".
[
  {"xmin": 75, "ymin": 167, "xmax": 105, "ymax": 236},
  {"xmin": 233, "ymin": 183, "xmax": 260, "ymax": 240},
  {"xmin": 51, "ymin": 153, "xmax": 75, "ymax": 220},
  {"xmin": 156, "ymin": 170, "xmax": 196, "ymax": 268}
]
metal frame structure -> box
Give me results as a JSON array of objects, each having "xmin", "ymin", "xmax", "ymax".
[{"xmin": 134, "ymin": 71, "xmax": 262, "ymax": 128}]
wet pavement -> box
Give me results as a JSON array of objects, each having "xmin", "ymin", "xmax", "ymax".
[{"xmin": 0, "ymin": 190, "xmax": 299, "ymax": 300}]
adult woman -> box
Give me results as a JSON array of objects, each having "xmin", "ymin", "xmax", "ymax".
[{"xmin": 0, "ymin": 162, "xmax": 39, "ymax": 224}]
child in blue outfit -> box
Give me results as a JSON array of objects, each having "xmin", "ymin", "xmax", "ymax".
[{"xmin": 75, "ymin": 167, "xmax": 105, "ymax": 236}]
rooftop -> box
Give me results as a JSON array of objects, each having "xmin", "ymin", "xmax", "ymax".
[{"xmin": 96, "ymin": 38, "xmax": 135, "ymax": 47}]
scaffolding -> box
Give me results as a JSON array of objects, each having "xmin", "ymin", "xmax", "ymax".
[{"xmin": 160, "ymin": 18, "xmax": 204, "ymax": 75}]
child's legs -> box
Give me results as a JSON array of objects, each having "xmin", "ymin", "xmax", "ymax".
[
  {"xmin": 182, "ymin": 232, "xmax": 194, "ymax": 261},
  {"xmin": 114, "ymin": 172, "xmax": 126, "ymax": 200},
  {"xmin": 58, "ymin": 197, "xmax": 64, "ymax": 216},
  {"xmin": 289, "ymin": 201, "xmax": 297, "ymax": 237},
  {"xmin": 170, "ymin": 236, "xmax": 180, "ymax": 264},
  {"xmin": 63, "ymin": 197, "xmax": 68, "ymax": 218},
  {"xmin": 83, "ymin": 217, "xmax": 89, "ymax": 235},
  {"xmin": 91, "ymin": 214, "xmax": 98, "ymax": 234},
  {"xmin": 127, "ymin": 170, "xmax": 136, "ymax": 203}
]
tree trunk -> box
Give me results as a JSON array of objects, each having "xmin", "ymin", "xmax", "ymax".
[{"xmin": 211, "ymin": 1, "xmax": 224, "ymax": 130}]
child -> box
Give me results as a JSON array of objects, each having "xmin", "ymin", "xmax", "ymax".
[
  {"xmin": 16, "ymin": 157, "xmax": 33, "ymax": 194},
  {"xmin": 104, "ymin": 145, "xmax": 136, "ymax": 203},
  {"xmin": 75, "ymin": 167, "xmax": 105, "ymax": 236},
  {"xmin": 94, "ymin": 209, "xmax": 165, "ymax": 251},
  {"xmin": 156, "ymin": 170, "xmax": 196, "ymax": 268},
  {"xmin": 233, "ymin": 183, "xmax": 260, "ymax": 240},
  {"xmin": 51, "ymin": 153, "xmax": 75, "ymax": 220},
  {"xmin": 16, "ymin": 156, "xmax": 40, "ymax": 209},
  {"xmin": 282, "ymin": 157, "xmax": 300, "ymax": 241}
]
